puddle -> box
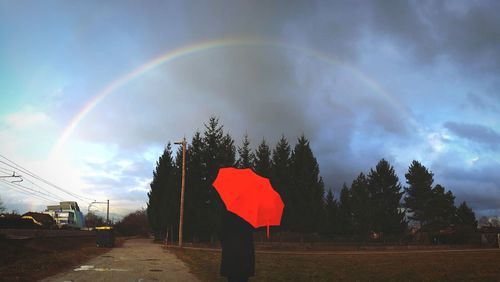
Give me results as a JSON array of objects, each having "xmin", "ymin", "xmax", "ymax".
[
  {"xmin": 149, "ymin": 269, "xmax": 163, "ymax": 272},
  {"xmin": 74, "ymin": 265, "xmax": 94, "ymax": 271},
  {"xmin": 143, "ymin": 258, "xmax": 159, "ymax": 261},
  {"xmin": 74, "ymin": 265, "xmax": 128, "ymax": 272}
]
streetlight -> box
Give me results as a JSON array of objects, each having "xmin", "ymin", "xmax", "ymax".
[
  {"xmin": 87, "ymin": 200, "xmax": 110, "ymax": 225},
  {"xmin": 174, "ymin": 137, "xmax": 187, "ymax": 247}
]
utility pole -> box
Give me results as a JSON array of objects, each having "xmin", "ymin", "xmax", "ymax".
[
  {"xmin": 106, "ymin": 199, "xmax": 109, "ymax": 224},
  {"xmin": 174, "ymin": 137, "xmax": 187, "ymax": 248},
  {"xmin": 88, "ymin": 200, "xmax": 109, "ymax": 226}
]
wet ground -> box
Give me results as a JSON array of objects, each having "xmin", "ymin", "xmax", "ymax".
[{"xmin": 40, "ymin": 238, "xmax": 199, "ymax": 282}]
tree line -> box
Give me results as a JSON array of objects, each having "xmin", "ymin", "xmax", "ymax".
[{"xmin": 147, "ymin": 117, "xmax": 477, "ymax": 242}]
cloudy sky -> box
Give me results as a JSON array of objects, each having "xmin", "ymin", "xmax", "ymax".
[{"xmin": 1, "ymin": 0, "xmax": 499, "ymax": 219}]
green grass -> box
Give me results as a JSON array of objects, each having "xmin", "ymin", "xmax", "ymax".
[{"xmin": 170, "ymin": 247, "xmax": 500, "ymax": 281}]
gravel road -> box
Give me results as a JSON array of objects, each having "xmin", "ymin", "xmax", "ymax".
[{"xmin": 40, "ymin": 238, "xmax": 199, "ymax": 282}]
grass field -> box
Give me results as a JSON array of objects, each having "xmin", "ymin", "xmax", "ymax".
[{"xmin": 170, "ymin": 247, "xmax": 500, "ymax": 281}]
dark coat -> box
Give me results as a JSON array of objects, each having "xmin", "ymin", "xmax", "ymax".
[{"xmin": 219, "ymin": 211, "xmax": 255, "ymax": 278}]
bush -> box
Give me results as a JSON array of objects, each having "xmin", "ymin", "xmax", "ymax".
[{"xmin": 114, "ymin": 209, "xmax": 150, "ymax": 237}]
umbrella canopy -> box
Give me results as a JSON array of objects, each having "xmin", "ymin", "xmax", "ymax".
[{"xmin": 212, "ymin": 167, "xmax": 284, "ymax": 237}]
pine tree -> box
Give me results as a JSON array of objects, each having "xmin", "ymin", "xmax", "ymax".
[
  {"xmin": 454, "ymin": 201, "xmax": 478, "ymax": 243},
  {"xmin": 324, "ymin": 189, "xmax": 339, "ymax": 237},
  {"xmin": 203, "ymin": 116, "xmax": 224, "ymax": 184},
  {"xmin": 0, "ymin": 196, "xmax": 6, "ymax": 213},
  {"xmin": 404, "ymin": 160, "xmax": 434, "ymax": 228},
  {"xmin": 338, "ymin": 183, "xmax": 352, "ymax": 235},
  {"xmin": 147, "ymin": 143, "xmax": 177, "ymax": 241},
  {"xmin": 456, "ymin": 201, "xmax": 477, "ymax": 228},
  {"xmin": 254, "ymin": 138, "xmax": 271, "ymax": 178},
  {"xmin": 184, "ymin": 132, "xmax": 206, "ymax": 242},
  {"xmin": 271, "ymin": 135, "xmax": 292, "ymax": 230},
  {"xmin": 201, "ymin": 117, "xmax": 235, "ymax": 242},
  {"xmin": 367, "ymin": 159, "xmax": 406, "ymax": 235},
  {"xmin": 289, "ymin": 135, "xmax": 325, "ymax": 233},
  {"xmin": 236, "ymin": 133, "xmax": 255, "ymax": 169},
  {"xmin": 426, "ymin": 184, "xmax": 456, "ymax": 230},
  {"xmin": 220, "ymin": 133, "xmax": 236, "ymax": 168},
  {"xmin": 350, "ymin": 173, "xmax": 370, "ymax": 239}
]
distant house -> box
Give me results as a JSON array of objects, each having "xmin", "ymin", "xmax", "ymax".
[{"xmin": 479, "ymin": 226, "xmax": 500, "ymax": 248}]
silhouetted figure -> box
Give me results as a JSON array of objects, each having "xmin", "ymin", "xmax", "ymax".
[{"xmin": 219, "ymin": 210, "xmax": 255, "ymax": 282}]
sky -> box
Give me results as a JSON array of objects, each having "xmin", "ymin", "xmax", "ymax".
[{"xmin": 1, "ymin": 0, "xmax": 499, "ymax": 220}]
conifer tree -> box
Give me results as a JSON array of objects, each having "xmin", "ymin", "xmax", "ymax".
[
  {"xmin": 236, "ymin": 133, "xmax": 255, "ymax": 169},
  {"xmin": 147, "ymin": 143, "xmax": 177, "ymax": 241},
  {"xmin": 350, "ymin": 173, "xmax": 370, "ymax": 239},
  {"xmin": 338, "ymin": 183, "xmax": 353, "ymax": 235},
  {"xmin": 220, "ymin": 133, "xmax": 236, "ymax": 168},
  {"xmin": 456, "ymin": 201, "xmax": 477, "ymax": 228},
  {"xmin": 426, "ymin": 184, "xmax": 456, "ymax": 230},
  {"xmin": 324, "ymin": 189, "xmax": 339, "ymax": 236},
  {"xmin": 0, "ymin": 196, "xmax": 5, "ymax": 213},
  {"xmin": 184, "ymin": 132, "xmax": 206, "ymax": 242},
  {"xmin": 404, "ymin": 160, "xmax": 434, "ymax": 228},
  {"xmin": 289, "ymin": 135, "xmax": 325, "ymax": 233},
  {"xmin": 271, "ymin": 135, "xmax": 292, "ymax": 230},
  {"xmin": 368, "ymin": 159, "xmax": 406, "ymax": 235},
  {"xmin": 454, "ymin": 201, "xmax": 478, "ymax": 243},
  {"xmin": 254, "ymin": 138, "xmax": 271, "ymax": 178},
  {"xmin": 200, "ymin": 117, "xmax": 235, "ymax": 241}
]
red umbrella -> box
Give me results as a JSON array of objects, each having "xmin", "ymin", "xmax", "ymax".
[{"xmin": 212, "ymin": 167, "xmax": 284, "ymax": 238}]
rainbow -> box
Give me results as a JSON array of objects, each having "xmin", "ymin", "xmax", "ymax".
[{"xmin": 51, "ymin": 37, "xmax": 403, "ymax": 156}]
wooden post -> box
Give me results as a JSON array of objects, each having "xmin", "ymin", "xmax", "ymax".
[
  {"xmin": 106, "ymin": 199, "xmax": 109, "ymax": 224},
  {"xmin": 175, "ymin": 138, "xmax": 187, "ymax": 248}
]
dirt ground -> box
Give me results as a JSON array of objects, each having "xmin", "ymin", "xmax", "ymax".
[
  {"xmin": 0, "ymin": 236, "xmax": 109, "ymax": 281},
  {"xmin": 40, "ymin": 238, "xmax": 199, "ymax": 282}
]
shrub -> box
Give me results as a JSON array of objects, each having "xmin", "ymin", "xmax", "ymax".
[{"xmin": 114, "ymin": 209, "xmax": 150, "ymax": 237}]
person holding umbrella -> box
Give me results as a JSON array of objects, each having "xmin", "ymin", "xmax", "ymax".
[
  {"xmin": 219, "ymin": 210, "xmax": 255, "ymax": 282},
  {"xmin": 213, "ymin": 167, "xmax": 285, "ymax": 282}
]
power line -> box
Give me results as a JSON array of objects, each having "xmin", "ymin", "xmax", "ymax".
[
  {"xmin": 13, "ymin": 173, "xmax": 66, "ymax": 202},
  {"xmin": 0, "ymin": 167, "xmax": 14, "ymax": 174},
  {"xmin": 0, "ymin": 158, "xmax": 85, "ymax": 201},
  {"xmin": 0, "ymin": 179, "xmax": 59, "ymax": 203},
  {"xmin": 0, "ymin": 155, "xmax": 94, "ymax": 204},
  {"xmin": 0, "ymin": 162, "xmax": 73, "ymax": 203},
  {"xmin": 17, "ymin": 177, "xmax": 65, "ymax": 202},
  {"xmin": 0, "ymin": 167, "xmax": 58, "ymax": 199},
  {"xmin": 0, "ymin": 179, "xmax": 60, "ymax": 202}
]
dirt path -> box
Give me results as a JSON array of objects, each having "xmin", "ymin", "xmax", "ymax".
[{"xmin": 40, "ymin": 238, "xmax": 199, "ymax": 282}]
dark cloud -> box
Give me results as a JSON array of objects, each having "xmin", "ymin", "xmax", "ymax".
[
  {"xmin": 432, "ymin": 161, "xmax": 500, "ymax": 216},
  {"xmin": 180, "ymin": 0, "xmax": 300, "ymax": 39},
  {"xmin": 368, "ymin": 0, "xmax": 439, "ymax": 62},
  {"xmin": 463, "ymin": 93, "xmax": 499, "ymax": 112},
  {"xmin": 444, "ymin": 121, "xmax": 500, "ymax": 148},
  {"xmin": 368, "ymin": 0, "xmax": 500, "ymax": 76}
]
